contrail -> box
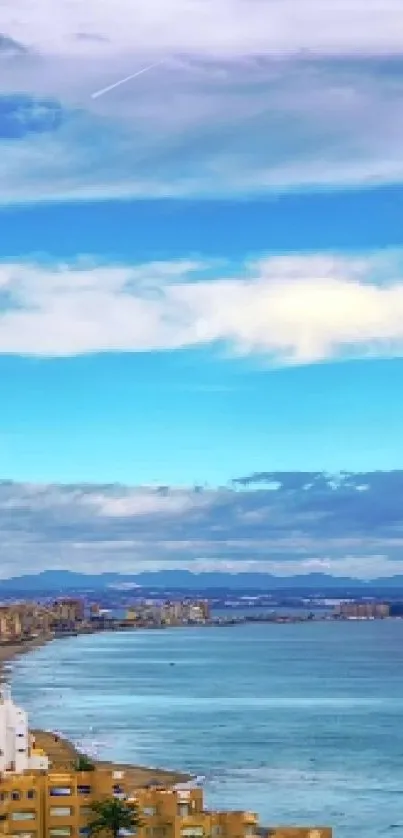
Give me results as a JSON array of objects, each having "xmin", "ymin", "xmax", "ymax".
[{"xmin": 91, "ymin": 60, "xmax": 164, "ymax": 99}]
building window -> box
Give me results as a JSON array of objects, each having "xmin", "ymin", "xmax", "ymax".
[
  {"xmin": 26, "ymin": 792, "xmax": 35, "ymax": 800},
  {"xmin": 178, "ymin": 805, "xmax": 190, "ymax": 818},
  {"xmin": 11, "ymin": 792, "xmax": 21, "ymax": 801},
  {"xmin": 50, "ymin": 808, "xmax": 73, "ymax": 817},
  {"xmin": 143, "ymin": 808, "xmax": 156, "ymax": 817},
  {"xmin": 77, "ymin": 786, "xmax": 91, "ymax": 796},
  {"xmin": 50, "ymin": 788, "xmax": 72, "ymax": 797},
  {"xmin": 0, "ymin": 792, "xmax": 7, "ymax": 801},
  {"xmin": 80, "ymin": 830, "xmax": 90, "ymax": 837},
  {"xmin": 80, "ymin": 808, "xmax": 92, "ymax": 817},
  {"xmin": 10, "ymin": 812, "xmax": 36, "ymax": 821},
  {"xmin": 49, "ymin": 829, "xmax": 72, "ymax": 837}
]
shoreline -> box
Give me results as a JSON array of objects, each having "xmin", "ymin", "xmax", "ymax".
[
  {"xmin": 0, "ymin": 634, "xmax": 53, "ymax": 681},
  {"xmin": 0, "ymin": 634, "xmax": 192, "ymax": 788}
]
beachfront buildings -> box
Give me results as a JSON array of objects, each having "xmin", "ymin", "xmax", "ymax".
[
  {"xmin": 0, "ymin": 600, "xmax": 85, "ymax": 643},
  {"xmin": 0, "ymin": 768, "xmax": 260, "ymax": 838},
  {"xmin": 0, "ymin": 688, "xmax": 48, "ymax": 775},
  {"xmin": 0, "ymin": 689, "xmax": 332, "ymax": 838},
  {"xmin": 0, "ymin": 598, "xmax": 211, "ymax": 642},
  {"xmin": 124, "ymin": 600, "xmax": 210, "ymax": 627},
  {"xmin": 334, "ymin": 601, "xmax": 390, "ymax": 619}
]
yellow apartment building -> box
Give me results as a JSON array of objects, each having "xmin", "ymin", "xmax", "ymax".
[
  {"xmin": 0, "ymin": 768, "xmax": 260, "ymax": 838},
  {"xmin": 0, "ymin": 769, "xmax": 331, "ymax": 838}
]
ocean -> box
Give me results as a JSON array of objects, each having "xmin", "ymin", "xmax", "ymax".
[{"xmin": 10, "ymin": 619, "xmax": 403, "ymax": 838}]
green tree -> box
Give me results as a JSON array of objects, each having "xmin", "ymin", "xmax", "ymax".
[
  {"xmin": 87, "ymin": 798, "xmax": 142, "ymax": 838},
  {"xmin": 75, "ymin": 755, "xmax": 95, "ymax": 772}
]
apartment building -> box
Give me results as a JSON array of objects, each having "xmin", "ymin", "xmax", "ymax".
[
  {"xmin": 335, "ymin": 601, "xmax": 390, "ymax": 619},
  {"xmin": 0, "ymin": 764, "xmax": 259, "ymax": 838},
  {"xmin": 0, "ymin": 600, "xmax": 86, "ymax": 643},
  {"xmin": 0, "ymin": 769, "xmax": 331, "ymax": 838},
  {"xmin": 125, "ymin": 600, "xmax": 210, "ymax": 627},
  {"xmin": 0, "ymin": 687, "xmax": 48, "ymax": 775}
]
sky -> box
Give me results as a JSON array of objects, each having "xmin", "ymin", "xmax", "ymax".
[{"xmin": 1, "ymin": 0, "xmax": 403, "ymax": 579}]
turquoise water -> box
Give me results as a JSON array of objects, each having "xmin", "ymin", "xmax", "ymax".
[{"xmin": 10, "ymin": 620, "xmax": 403, "ymax": 837}]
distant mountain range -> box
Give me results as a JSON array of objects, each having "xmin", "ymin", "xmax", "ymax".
[{"xmin": 0, "ymin": 569, "xmax": 403, "ymax": 592}]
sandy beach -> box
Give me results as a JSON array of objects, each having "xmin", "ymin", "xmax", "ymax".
[
  {"xmin": 0, "ymin": 634, "xmax": 191, "ymax": 787},
  {"xmin": 31, "ymin": 729, "xmax": 191, "ymax": 786}
]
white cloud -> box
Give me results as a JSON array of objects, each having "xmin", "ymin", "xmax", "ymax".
[
  {"xmin": 1, "ymin": 474, "xmax": 403, "ymax": 579},
  {"xmin": 1, "ymin": 1, "xmax": 403, "ymax": 200},
  {"xmin": 3, "ymin": 251, "xmax": 403, "ymax": 363},
  {"xmin": 86, "ymin": 489, "xmax": 210, "ymax": 518},
  {"xmin": 4, "ymin": 0, "xmax": 403, "ymax": 58}
]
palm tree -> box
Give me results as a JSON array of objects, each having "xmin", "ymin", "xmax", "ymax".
[{"xmin": 87, "ymin": 798, "xmax": 142, "ymax": 838}]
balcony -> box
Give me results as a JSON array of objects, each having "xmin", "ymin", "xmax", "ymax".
[
  {"xmin": 178, "ymin": 816, "xmax": 205, "ymax": 838},
  {"xmin": 180, "ymin": 828, "xmax": 204, "ymax": 838},
  {"xmin": 179, "ymin": 812, "xmax": 205, "ymax": 829},
  {"xmin": 8, "ymin": 812, "xmax": 38, "ymax": 826},
  {"xmin": 48, "ymin": 809, "xmax": 76, "ymax": 823}
]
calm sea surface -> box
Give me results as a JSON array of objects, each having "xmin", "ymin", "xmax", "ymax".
[{"xmin": 10, "ymin": 620, "xmax": 403, "ymax": 838}]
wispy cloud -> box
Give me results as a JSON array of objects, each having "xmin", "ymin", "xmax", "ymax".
[
  {"xmin": 1, "ymin": 1, "xmax": 403, "ymax": 201},
  {"xmin": 2, "ymin": 472, "xmax": 403, "ymax": 578},
  {"xmin": 3, "ymin": 251, "xmax": 403, "ymax": 362}
]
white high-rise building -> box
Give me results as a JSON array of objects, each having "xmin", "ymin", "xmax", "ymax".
[{"xmin": 0, "ymin": 686, "xmax": 48, "ymax": 774}]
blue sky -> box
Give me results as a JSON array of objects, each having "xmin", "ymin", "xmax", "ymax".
[{"xmin": 1, "ymin": 0, "xmax": 403, "ymax": 579}]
